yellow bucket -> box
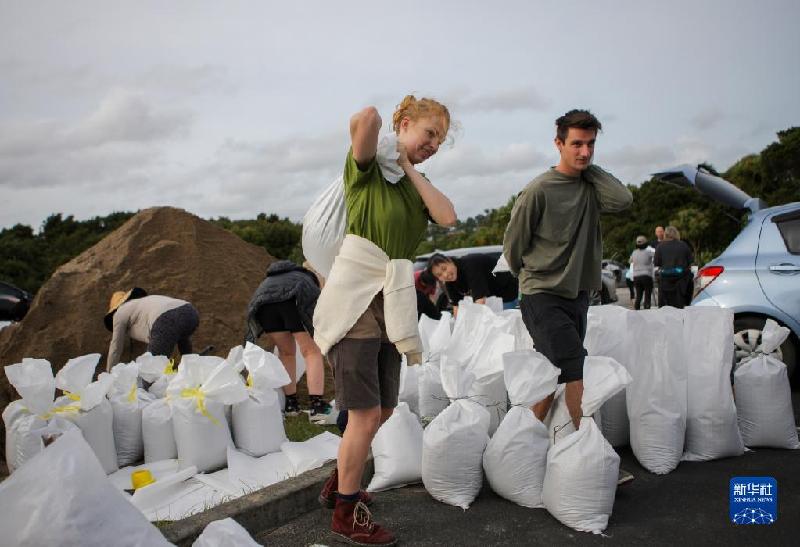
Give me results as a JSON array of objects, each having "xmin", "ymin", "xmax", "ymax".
[{"xmin": 131, "ymin": 469, "xmax": 156, "ymax": 490}]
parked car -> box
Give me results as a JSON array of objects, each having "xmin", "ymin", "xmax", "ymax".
[
  {"xmin": 416, "ymin": 245, "xmax": 617, "ymax": 306},
  {"xmin": 653, "ymin": 165, "xmax": 799, "ymax": 380},
  {"xmin": 0, "ymin": 281, "xmax": 32, "ymax": 322}
]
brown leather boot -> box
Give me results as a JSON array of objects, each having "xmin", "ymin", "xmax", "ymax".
[
  {"xmin": 319, "ymin": 468, "xmax": 374, "ymax": 508},
  {"xmin": 331, "ymin": 498, "xmax": 396, "ymax": 546}
]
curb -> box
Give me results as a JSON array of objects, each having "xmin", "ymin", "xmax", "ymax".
[{"xmin": 160, "ymin": 458, "xmax": 374, "ymax": 546}]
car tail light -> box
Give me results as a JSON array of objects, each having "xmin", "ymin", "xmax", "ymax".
[{"xmin": 695, "ymin": 265, "xmax": 724, "ymax": 293}]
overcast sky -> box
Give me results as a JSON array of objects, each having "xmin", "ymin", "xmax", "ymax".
[{"xmin": 2, "ymin": 0, "xmax": 798, "ymax": 230}]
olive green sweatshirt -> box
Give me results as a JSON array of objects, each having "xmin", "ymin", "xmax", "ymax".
[{"xmin": 502, "ymin": 165, "xmax": 632, "ymax": 299}]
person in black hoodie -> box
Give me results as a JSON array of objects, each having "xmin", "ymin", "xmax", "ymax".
[
  {"xmin": 654, "ymin": 226, "xmax": 694, "ymax": 308},
  {"xmin": 245, "ymin": 260, "xmax": 330, "ymax": 421},
  {"xmin": 427, "ymin": 252, "xmax": 519, "ymax": 315}
]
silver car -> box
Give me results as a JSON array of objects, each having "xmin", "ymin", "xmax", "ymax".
[{"xmin": 653, "ymin": 165, "xmax": 799, "ymax": 380}]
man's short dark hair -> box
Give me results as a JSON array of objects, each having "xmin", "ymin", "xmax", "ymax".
[{"xmin": 555, "ymin": 109, "xmax": 602, "ymax": 142}]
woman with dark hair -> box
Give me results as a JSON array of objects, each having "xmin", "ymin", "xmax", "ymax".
[
  {"xmin": 654, "ymin": 226, "xmax": 694, "ymax": 308},
  {"xmin": 427, "ymin": 252, "xmax": 519, "ymax": 314},
  {"xmin": 414, "ymin": 268, "xmax": 441, "ymax": 320}
]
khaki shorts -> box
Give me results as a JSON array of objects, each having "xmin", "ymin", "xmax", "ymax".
[{"xmin": 328, "ymin": 293, "xmax": 401, "ymax": 410}]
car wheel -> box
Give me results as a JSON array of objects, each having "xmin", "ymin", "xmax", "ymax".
[{"xmin": 733, "ymin": 315, "xmax": 797, "ymax": 381}]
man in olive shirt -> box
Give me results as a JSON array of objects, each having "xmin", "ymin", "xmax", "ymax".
[{"xmin": 503, "ymin": 109, "xmax": 632, "ymax": 432}]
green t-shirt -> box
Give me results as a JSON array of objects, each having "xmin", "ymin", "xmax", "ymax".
[{"xmin": 343, "ymin": 148, "xmax": 429, "ymax": 260}]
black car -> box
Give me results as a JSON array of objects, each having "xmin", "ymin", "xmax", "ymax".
[{"xmin": 0, "ymin": 281, "xmax": 32, "ymax": 321}]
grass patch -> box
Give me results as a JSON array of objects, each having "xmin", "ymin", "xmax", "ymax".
[{"xmin": 284, "ymin": 412, "xmax": 341, "ymax": 442}]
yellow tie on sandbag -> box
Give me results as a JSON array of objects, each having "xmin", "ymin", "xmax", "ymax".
[
  {"xmin": 180, "ymin": 387, "xmax": 220, "ymax": 425},
  {"xmin": 163, "ymin": 358, "xmax": 176, "ymax": 375},
  {"xmin": 63, "ymin": 391, "xmax": 81, "ymax": 402},
  {"xmin": 39, "ymin": 404, "xmax": 81, "ymax": 420},
  {"xmin": 127, "ymin": 382, "xmax": 137, "ymax": 403},
  {"xmin": 246, "ymin": 374, "xmax": 253, "ymax": 388}
]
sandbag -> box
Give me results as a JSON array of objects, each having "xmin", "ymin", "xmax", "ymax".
[
  {"xmin": 281, "ymin": 431, "xmax": 341, "ymax": 474},
  {"xmin": 3, "ymin": 358, "xmax": 79, "ymax": 473},
  {"xmin": 55, "ymin": 354, "xmax": 118, "ymax": 473},
  {"xmin": 142, "ymin": 398, "xmax": 178, "ymax": 462},
  {"xmin": 398, "ymin": 359, "xmax": 420, "ymax": 416},
  {"xmin": 232, "ymin": 343, "xmax": 290, "ymax": 457},
  {"xmin": 109, "ymin": 361, "xmax": 155, "ymax": 466},
  {"xmin": 227, "ymin": 446, "xmax": 296, "ymax": 490},
  {"xmin": 681, "ymin": 307, "xmax": 744, "ymax": 461},
  {"xmin": 422, "ymin": 351, "xmax": 490, "ymax": 509},
  {"xmin": 301, "ymin": 175, "xmax": 346, "ymax": 279},
  {"xmin": 0, "ymin": 430, "xmax": 173, "ymax": 547},
  {"xmin": 167, "ymin": 355, "xmax": 249, "ymax": 472},
  {"xmin": 137, "ymin": 352, "xmax": 175, "ymax": 398},
  {"xmin": 192, "ymin": 518, "xmax": 260, "ymax": 547},
  {"xmin": 417, "ymin": 360, "xmax": 448, "ymax": 420},
  {"xmin": 626, "ymin": 308, "xmax": 687, "ymax": 474},
  {"xmin": 542, "ymin": 356, "xmax": 632, "ymax": 534},
  {"xmin": 368, "ymin": 402, "xmax": 424, "ymax": 492},
  {"xmin": 735, "ymin": 319, "xmax": 800, "ymax": 449},
  {"xmin": 585, "ymin": 305, "xmax": 632, "ymax": 447},
  {"xmin": 483, "ymin": 350, "xmax": 559, "ymax": 508}
]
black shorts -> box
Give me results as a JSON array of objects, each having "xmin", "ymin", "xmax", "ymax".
[
  {"xmin": 520, "ymin": 291, "xmax": 589, "ymax": 384},
  {"xmin": 255, "ymin": 300, "xmax": 305, "ymax": 333}
]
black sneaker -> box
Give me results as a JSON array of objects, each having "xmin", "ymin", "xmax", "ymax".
[
  {"xmin": 284, "ymin": 396, "xmax": 300, "ymax": 417},
  {"xmin": 309, "ymin": 399, "xmax": 333, "ymax": 424}
]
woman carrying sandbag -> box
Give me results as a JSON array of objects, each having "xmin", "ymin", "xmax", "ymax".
[
  {"xmin": 244, "ymin": 260, "xmax": 331, "ymax": 421},
  {"xmin": 313, "ymin": 96, "xmax": 456, "ymax": 546},
  {"xmin": 105, "ymin": 288, "xmax": 199, "ymax": 371}
]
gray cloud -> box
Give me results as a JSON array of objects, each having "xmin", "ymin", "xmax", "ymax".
[
  {"xmin": 0, "ymin": 90, "xmax": 192, "ymax": 188},
  {"xmin": 447, "ymin": 86, "xmax": 551, "ymax": 114},
  {"xmin": 689, "ymin": 108, "xmax": 726, "ymax": 131}
]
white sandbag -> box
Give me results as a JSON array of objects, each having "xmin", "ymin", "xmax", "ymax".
[
  {"xmin": 232, "ymin": 342, "xmax": 290, "ymax": 456},
  {"xmin": 109, "ymin": 362, "xmax": 155, "ymax": 466},
  {"xmin": 497, "ymin": 309, "xmax": 534, "ymax": 351},
  {"xmin": 544, "ymin": 385, "xmax": 575, "ymax": 445},
  {"xmin": 735, "ymin": 319, "xmax": 799, "ymax": 449},
  {"xmin": 137, "ymin": 352, "xmax": 175, "ymax": 398},
  {"xmin": 142, "ymin": 398, "xmax": 178, "ymax": 462},
  {"xmin": 193, "ymin": 518, "xmax": 260, "ymax": 547},
  {"xmin": 302, "ymin": 175, "xmax": 346, "ymax": 279},
  {"xmin": 3, "ymin": 358, "xmax": 79, "ymax": 473},
  {"xmin": 681, "ymin": 307, "xmax": 744, "ymax": 461},
  {"xmin": 0, "ymin": 430, "xmax": 173, "ymax": 547},
  {"xmin": 167, "ymin": 355, "xmax": 249, "ymax": 472},
  {"xmin": 398, "ymin": 359, "xmax": 420, "ymax": 416},
  {"xmin": 425, "ymin": 311, "xmax": 453, "ymax": 361},
  {"xmin": 626, "ymin": 308, "xmax": 687, "ymax": 474},
  {"xmin": 281, "ymin": 431, "xmax": 341, "ymax": 475},
  {"xmin": 54, "ymin": 354, "xmax": 118, "ymax": 473},
  {"xmin": 485, "ymin": 296, "xmax": 504, "ymax": 314},
  {"xmin": 483, "ymin": 350, "xmax": 560, "ymax": 508},
  {"xmin": 422, "ymin": 352, "xmax": 490, "ymax": 509},
  {"xmin": 417, "ymin": 360, "xmax": 448, "ymax": 419},
  {"xmin": 542, "ymin": 356, "xmax": 632, "ymax": 534},
  {"xmin": 227, "ymin": 446, "xmax": 296, "ymax": 490},
  {"xmin": 467, "ymin": 332, "xmax": 514, "ymax": 435},
  {"xmin": 585, "ymin": 305, "xmax": 632, "ymax": 447},
  {"xmin": 368, "ymin": 402, "xmax": 424, "ymax": 492}
]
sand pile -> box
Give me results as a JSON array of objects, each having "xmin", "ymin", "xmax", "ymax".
[{"xmin": 0, "ymin": 207, "xmax": 277, "ymax": 455}]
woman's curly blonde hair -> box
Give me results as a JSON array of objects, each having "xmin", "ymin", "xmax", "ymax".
[{"xmin": 391, "ymin": 95, "xmax": 451, "ymax": 140}]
